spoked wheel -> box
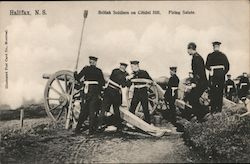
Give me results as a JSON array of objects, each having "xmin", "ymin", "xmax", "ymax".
[
  {"xmin": 128, "ymin": 79, "xmax": 159, "ymax": 119},
  {"xmin": 44, "ymin": 70, "xmax": 81, "ymax": 128}
]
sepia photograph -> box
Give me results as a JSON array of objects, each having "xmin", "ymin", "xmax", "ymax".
[{"xmin": 0, "ymin": 1, "xmax": 249, "ymax": 163}]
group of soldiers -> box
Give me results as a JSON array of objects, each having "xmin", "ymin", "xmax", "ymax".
[
  {"xmin": 74, "ymin": 41, "xmax": 249, "ymax": 134},
  {"xmin": 224, "ymin": 73, "xmax": 250, "ymax": 101},
  {"xmin": 74, "ymin": 57, "xmax": 153, "ymax": 134}
]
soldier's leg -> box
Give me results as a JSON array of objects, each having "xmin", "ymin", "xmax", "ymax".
[
  {"xmin": 75, "ymin": 99, "xmax": 89, "ymax": 132},
  {"xmin": 213, "ymin": 86, "xmax": 220, "ymax": 112},
  {"xmin": 98, "ymin": 94, "xmax": 112, "ymax": 127},
  {"xmin": 169, "ymin": 98, "xmax": 177, "ymax": 124},
  {"xmin": 89, "ymin": 96, "xmax": 100, "ymax": 134},
  {"xmin": 113, "ymin": 103, "xmax": 123, "ymax": 129},
  {"xmin": 112, "ymin": 93, "xmax": 123, "ymax": 129},
  {"xmin": 129, "ymin": 93, "xmax": 140, "ymax": 114},
  {"xmin": 209, "ymin": 84, "xmax": 217, "ymax": 113},
  {"xmin": 140, "ymin": 93, "xmax": 151, "ymax": 124},
  {"xmin": 217, "ymin": 85, "xmax": 224, "ymax": 112}
]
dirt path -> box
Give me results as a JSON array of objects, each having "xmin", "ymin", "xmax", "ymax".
[{"xmin": 1, "ymin": 118, "xmax": 201, "ymax": 163}]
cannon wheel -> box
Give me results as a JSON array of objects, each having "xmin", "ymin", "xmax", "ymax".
[
  {"xmin": 44, "ymin": 70, "xmax": 80, "ymax": 128},
  {"xmin": 128, "ymin": 80, "xmax": 159, "ymax": 119}
]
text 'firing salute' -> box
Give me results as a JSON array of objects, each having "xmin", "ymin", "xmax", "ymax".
[
  {"xmin": 74, "ymin": 56, "xmax": 105, "ymax": 135},
  {"xmin": 98, "ymin": 63, "xmax": 129, "ymax": 132},
  {"xmin": 205, "ymin": 41, "xmax": 230, "ymax": 113},
  {"xmin": 126, "ymin": 60, "xmax": 153, "ymax": 124}
]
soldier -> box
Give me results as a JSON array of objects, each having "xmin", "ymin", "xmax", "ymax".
[
  {"xmin": 98, "ymin": 63, "xmax": 129, "ymax": 132},
  {"xmin": 224, "ymin": 74, "xmax": 236, "ymax": 101},
  {"xmin": 127, "ymin": 60, "xmax": 152, "ymax": 124},
  {"xmin": 238, "ymin": 72, "xmax": 249, "ymax": 99},
  {"xmin": 187, "ymin": 42, "xmax": 208, "ymax": 121},
  {"xmin": 74, "ymin": 56, "xmax": 105, "ymax": 134},
  {"xmin": 164, "ymin": 66, "xmax": 179, "ymax": 125},
  {"xmin": 205, "ymin": 41, "xmax": 230, "ymax": 113}
]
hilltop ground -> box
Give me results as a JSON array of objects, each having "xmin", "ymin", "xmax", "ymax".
[{"xmin": 1, "ymin": 102, "xmax": 250, "ymax": 163}]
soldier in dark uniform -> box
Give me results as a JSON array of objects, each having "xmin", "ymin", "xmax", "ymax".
[
  {"xmin": 74, "ymin": 56, "xmax": 105, "ymax": 134},
  {"xmin": 164, "ymin": 66, "xmax": 179, "ymax": 124},
  {"xmin": 205, "ymin": 41, "xmax": 230, "ymax": 113},
  {"xmin": 98, "ymin": 63, "xmax": 129, "ymax": 131},
  {"xmin": 127, "ymin": 60, "xmax": 152, "ymax": 124},
  {"xmin": 238, "ymin": 72, "xmax": 249, "ymax": 99},
  {"xmin": 224, "ymin": 74, "xmax": 236, "ymax": 101},
  {"xmin": 187, "ymin": 42, "xmax": 208, "ymax": 121}
]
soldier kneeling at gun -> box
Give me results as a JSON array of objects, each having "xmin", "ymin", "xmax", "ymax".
[{"xmin": 98, "ymin": 63, "xmax": 129, "ymax": 132}]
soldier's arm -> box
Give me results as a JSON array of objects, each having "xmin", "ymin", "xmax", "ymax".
[
  {"xmin": 74, "ymin": 66, "xmax": 86, "ymax": 81},
  {"xmin": 120, "ymin": 72, "xmax": 128, "ymax": 87},
  {"xmin": 111, "ymin": 69, "xmax": 126, "ymax": 87},
  {"xmin": 224, "ymin": 54, "xmax": 230, "ymax": 74},
  {"xmin": 195, "ymin": 57, "xmax": 205, "ymax": 81},
  {"xmin": 177, "ymin": 77, "xmax": 180, "ymax": 85},
  {"xmin": 205, "ymin": 54, "xmax": 211, "ymax": 70},
  {"xmin": 99, "ymin": 70, "xmax": 106, "ymax": 87},
  {"xmin": 144, "ymin": 71, "xmax": 153, "ymax": 80},
  {"xmin": 233, "ymin": 82, "xmax": 236, "ymax": 92}
]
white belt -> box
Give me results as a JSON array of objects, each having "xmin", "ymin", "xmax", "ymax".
[
  {"xmin": 131, "ymin": 78, "xmax": 152, "ymax": 89},
  {"xmin": 227, "ymin": 85, "xmax": 233, "ymax": 92},
  {"xmin": 240, "ymin": 83, "xmax": 247, "ymax": 89},
  {"xmin": 134, "ymin": 84, "xmax": 149, "ymax": 89},
  {"xmin": 83, "ymin": 81, "xmax": 98, "ymax": 94},
  {"xmin": 171, "ymin": 87, "xmax": 178, "ymax": 96},
  {"xmin": 107, "ymin": 79, "xmax": 121, "ymax": 90},
  {"xmin": 209, "ymin": 65, "xmax": 225, "ymax": 76}
]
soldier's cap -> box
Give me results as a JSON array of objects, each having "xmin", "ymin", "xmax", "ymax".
[
  {"xmin": 130, "ymin": 60, "xmax": 139, "ymax": 65},
  {"xmin": 187, "ymin": 42, "xmax": 196, "ymax": 50},
  {"xmin": 189, "ymin": 72, "xmax": 193, "ymax": 74},
  {"xmin": 89, "ymin": 56, "xmax": 98, "ymax": 61},
  {"xmin": 243, "ymin": 72, "xmax": 247, "ymax": 74},
  {"xmin": 227, "ymin": 74, "xmax": 231, "ymax": 77},
  {"xmin": 170, "ymin": 66, "xmax": 177, "ymax": 71},
  {"xmin": 120, "ymin": 62, "xmax": 128, "ymax": 67},
  {"xmin": 212, "ymin": 41, "xmax": 221, "ymax": 46}
]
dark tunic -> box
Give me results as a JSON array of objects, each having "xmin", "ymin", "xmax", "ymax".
[
  {"xmin": 238, "ymin": 76, "xmax": 250, "ymax": 98},
  {"xmin": 75, "ymin": 65, "xmax": 105, "ymax": 95},
  {"xmin": 165, "ymin": 74, "xmax": 179, "ymax": 100},
  {"xmin": 225, "ymin": 79, "xmax": 236, "ymax": 93},
  {"xmin": 205, "ymin": 50, "xmax": 230, "ymax": 83},
  {"xmin": 132, "ymin": 70, "xmax": 152, "ymax": 81},
  {"xmin": 205, "ymin": 50, "xmax": 230, "ymax": 113},
  {"xmin": 110, "ymin": 68, "xmax": 129, "ymax": 87},
  {"xmin": 192, "ymin": 53, "xmax": 207, "ymax": 84}
]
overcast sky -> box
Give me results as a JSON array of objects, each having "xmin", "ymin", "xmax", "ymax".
[{"xmin": 0, "ymin": 1, "xmax": 249, "ymax": 108}]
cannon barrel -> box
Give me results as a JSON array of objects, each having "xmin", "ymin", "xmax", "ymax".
[{"xmin": 42, "ymin": 73, "xmax": 72, "ymax": 81}]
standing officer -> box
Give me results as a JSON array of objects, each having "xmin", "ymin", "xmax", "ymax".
[
  {"xmin": 187, "ymin": 42, "xmax": 208, "ymax": 121},
  {"xmin": 98, "ymin": 63, "xmax": 129, "ymax": 132},
  {"xmin": 127, "ymin": 60, "xmax": 152, "ymax": 124},
  {"xmin": 238, "ymin": 72, "xmax": 249, "ymax": 99},
  {"xmin": 74, "ymin": 56, "xmax": 105, "ymax": 134},
  {"xmin": 205, "ymin": 41, "xmax": 230, "ymax": 113},
  {"xmin": 164, "ymin": 66, "xmax": 179, "ymax": 125},
  {"xmin": 224, "ymin": 74, "xmax": 236, "ymax": 101}
]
